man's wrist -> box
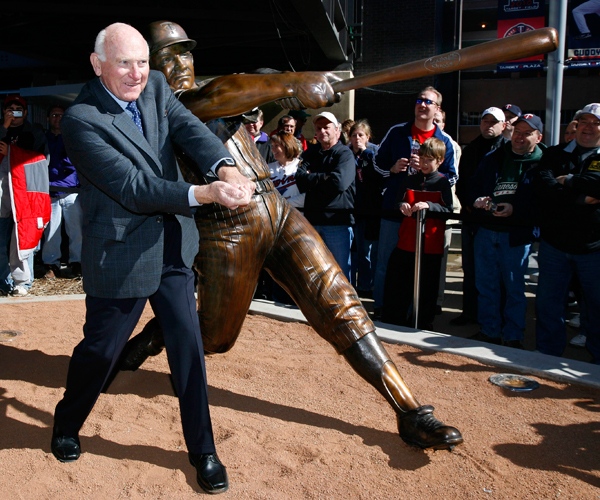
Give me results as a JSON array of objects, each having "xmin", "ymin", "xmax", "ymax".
[{"xmin": 214, "ymin": 158, "xmax": 236, "ymax": 175}]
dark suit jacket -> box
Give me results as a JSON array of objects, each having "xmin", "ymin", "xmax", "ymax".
[{"xmin": 61, "ymin": 70, "xmax": 231, "ymax": 298}]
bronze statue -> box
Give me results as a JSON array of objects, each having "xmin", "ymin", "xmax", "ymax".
[{"xmin": 121, "ymin": 20, "xmax": 463, "ymax": 451}]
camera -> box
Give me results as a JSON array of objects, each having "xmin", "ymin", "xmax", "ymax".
[{"xmin": 12, "ymin": 110, "xmax": 23, "ymax": 117}]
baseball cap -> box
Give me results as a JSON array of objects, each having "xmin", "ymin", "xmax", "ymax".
[
  {"xmin": 4, "ymin": 94, "xmax": 27, "ymax": 108},
  {"xmin": 576, "ymin": 103, "xmax": 600, "ymax": 120},
  {"xmin": 313, "ymin": 111, "xmax": 340, "ymax": 127},
  {"xmin": 241, "ymin": 107, "xmax": 260, "ymax": 123},
  {"xmin": 288, "ymin": 109, "xmax": 311, "ymax": 120},
  {"xmin": 515, "ymin": 113, "xmax": 543, "ymax": 133},
  {"xmin": 502, "ymin": 103, "xmax": 522, "ymax": 118},
  {"xmin": 481, "ymin": 107, "xmax": 505, "ymax": 122}
]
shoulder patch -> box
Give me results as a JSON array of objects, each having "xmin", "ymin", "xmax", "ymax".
[{"xmin": 587, "ymin": 161, "xmax": 600, "ymax": 172}]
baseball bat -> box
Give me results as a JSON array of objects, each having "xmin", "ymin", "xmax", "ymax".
[{"xmin": 332, "ymin": 27, "xmax": 558, "ymax": 93}]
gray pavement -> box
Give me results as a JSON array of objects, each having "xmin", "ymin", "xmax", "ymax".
[{"xmin": 249, "ymin": 299, "xmax": 600, "ymax": 390}]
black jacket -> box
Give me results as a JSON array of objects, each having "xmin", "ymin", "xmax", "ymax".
[
  {"xmin": 297, "ymin": 141, "xmax": 356, "ymax": 225},
  {"xmin": 534, "ymin": 141, "xmax": 600, "ymax": 254}
]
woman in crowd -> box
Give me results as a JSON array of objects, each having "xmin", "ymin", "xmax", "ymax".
[{"xmin": 348, "ymin": 120, "xmax": 382, "ymax": 296}]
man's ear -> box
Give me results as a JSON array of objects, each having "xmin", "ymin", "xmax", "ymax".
[{"xmin": 90, "ymin": 53, "xmax": 102, "ymax": 77}]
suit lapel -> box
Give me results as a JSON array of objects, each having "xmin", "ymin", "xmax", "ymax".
[{"xmin": 91, "ymin": 79, "xmax": 164, "ymax": 177}]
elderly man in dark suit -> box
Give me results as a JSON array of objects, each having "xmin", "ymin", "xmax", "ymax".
[{"xmin": 50, "ymin": 22, "xmax": 253, "ymax": 494}]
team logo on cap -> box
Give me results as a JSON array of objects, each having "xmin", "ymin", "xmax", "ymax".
[{"xmin": 523, "ymin": 114, "xmax": 534, "ymax": 119}]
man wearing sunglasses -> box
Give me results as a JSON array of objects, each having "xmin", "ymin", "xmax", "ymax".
[{"xmin": 372, "ymin": 87, "xmax": 458, "ymax": 319}]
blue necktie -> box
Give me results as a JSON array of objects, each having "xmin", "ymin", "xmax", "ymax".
[{"xmin": 126, "ymin": 101, "xmax": 144, "ymax": 134}]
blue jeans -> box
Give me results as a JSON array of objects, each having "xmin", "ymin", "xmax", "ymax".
[
  {"xmin": 535, "ymin": 240, "xmax": 600, "ymax": 363},
  {"xmin": 373, "ymin": 219, "xmax": 401, "ymax": 309},
  {"xmin": 42, "ymin": 193, "xmax": 83, "ymax": 265},
  {"xmin": 0, "ymin": 217, "xmax": 34, "ymax": 292},
  {"xmin": 313, "ymin": 225, "xmax": 353, "ymax": 282},
  {"xmin": 474, "ymin": 228, "xmax": 530, "ymax": 341},
  {"xmin": 460, "ymin": 221, "xmax": 478, "ymax": 318},
  {"xmin": 351, "ymin": 219, "xmax": 378, "ymax": 292}
]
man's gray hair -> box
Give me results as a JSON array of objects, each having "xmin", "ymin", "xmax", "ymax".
[
  {"xmin": 94, "ymin": 28, "xmax": 108, "ymax": 61},
  {"xmin": 93, "ymin": 23, "xmax": 147, "ymax": 62}
]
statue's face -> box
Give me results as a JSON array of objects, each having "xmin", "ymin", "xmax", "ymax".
[{"xmin": 151, "ymin": 43, "xmax": 196, "ymax": 91}]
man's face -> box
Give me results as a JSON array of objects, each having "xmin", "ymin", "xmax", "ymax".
[
  {"xmin": 504, "ymin": 111, "xmax": 519, "ymax": 132},
  {"xmin": 244, "ymin": 119, "xmax": 263, "ymax": 138},
  {"xmin": 90, "ymin": 25, "xmax": 150, "ymax": 102},
  {"xmin": 433, "ymin": 111, "xmax": 444, "ymax": 130},
  {"xmin": 48, "ymin": 107, "xmax": 64, "ymax": 133},
  {"xmin": 480, "ymin": 114, "xmax": 506, "ymax": 139},
  {"xmin": 4, "ymin": 103, "xmax": 26, "ymax": 127},
  {"xmin": 151, "ymin": 43, "xmax": 196, "ymax": 91},
  {"xmin": 314, "ymin": 118, "xmax": 340, "ymax": 149},
  {"xmin": 564, "ymin": 121, "xmax": 578, "ymax": 142},
  {"xmin": 282, "ymin": 118, "xmax": 296, "ymax": 134},
  {"xmin": 575, "ymin": 113, "xmax": 600, "ymax": 148},
  {"xmin": 511, "ymin": 122, "xmax": 542, "ymax": 155},
  {"xmin": 414, "ymin": 91, "xmax": 439, "ymax": 122}
]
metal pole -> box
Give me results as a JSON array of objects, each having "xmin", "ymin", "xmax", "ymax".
[
  {"xmin": 545, "ymin": 0, "xmax": 568, "ymax": 146},
  {"xmin": 412, "ymin": 209, "xmax": 426, "ymax": 329}
]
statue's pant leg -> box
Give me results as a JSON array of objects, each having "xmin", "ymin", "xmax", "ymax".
[
  {"xmin": 264, "ymin": 205, "xmax": 420, "ymax": 412},
  {"xmin": 195, "ymin": 194, "xmax": 277, "ymax": 353}
]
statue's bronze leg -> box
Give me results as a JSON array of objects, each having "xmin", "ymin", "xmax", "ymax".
[
  {"xmin": 342, "ymin": 331, "xmax": 420, "ymax": 411},
  {"xmin": 266, "ymin": 207, "xmax": 463, "ymax": 450},
  {"xmin": 342, "ymin": 333, "xmax": 463, "ymax": 450}
]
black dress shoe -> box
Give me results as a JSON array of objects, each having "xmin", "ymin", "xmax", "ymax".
[
  {"xmin": 51, "ymin": 427, "xmax": 81, "ymax": 462},
  {"xmin": 449, "ymin": 314, "xmax": 476, "ymax": 326},
  {"xmin": 503, "ymin": 339, "xmax": 524, "ymax": 349},
  {"xmin": 189, "ymin": 452, "xmax": 229, "ymax": 494},
  {"xmin": 398, "ymin": 405, "xmax": 463, "ymax": 450},
  {"xmin": 469, "ymin": 331, "xmax": 502, "ymax": 345}
]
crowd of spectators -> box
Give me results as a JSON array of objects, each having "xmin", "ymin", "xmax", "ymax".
[
  {"xmin": 1, "ymin": 95, "xmax": 81, "ymax": 297},
  {"xmin": 2, "ymin": 89, "xmax": 599, "ymax": 365}
]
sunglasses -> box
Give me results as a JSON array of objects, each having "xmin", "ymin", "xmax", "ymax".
[{"xmin": 416, "ymin": 98, "xmax": 437, "ymax": 106}]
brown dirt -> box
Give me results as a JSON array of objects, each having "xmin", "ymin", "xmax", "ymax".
[{"xmin": 0, "ymin": 299, "xmax": 599, "ymax": 499}]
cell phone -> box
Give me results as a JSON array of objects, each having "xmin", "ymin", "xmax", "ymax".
[{"xmin": 12, "ymin": 111, "xmax": 23, "ymax": 117}]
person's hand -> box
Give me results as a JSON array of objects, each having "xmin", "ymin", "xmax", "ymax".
[
  {"xmin": 277, "ymin": 72, "xmax": 342, "ymax": 110},
  {"xmin": 194, "ymin": 181, "xmax": 253, "ymax": 209},
  {"xmin": 409, "ymin": 154, "xmax": 420, "ymax": 171},
  {"xmin": 584, "ymin": 196, "xmax": 600, "ymax": 205},
  {"xmin": 3, "ymin": 109, "xmax": 16, "ymax": 129},
  {"xmin": 399, "ymin": 202, "xmax": 412, "ymax": 216},
  {"xmin": 473, "ymin": 196, "xmax": 492, "ymax": 210},
  {"xmin": 492, "ymin": 202, "xmax": 513, "ymax": 217},
  {"xmin": 217, "ymin": 165, "xmax": 256, "ymax": 198},
  {"xmin": 412, "ymin": 201, "xmax": 429, "ymax": 212},
  {"xmin": 390, "ymin": 158, "xmax": 409, "ymax": 174},
  {"xmin": 555, "ymin": 175, "xmax": 567, "ymax": 185}
]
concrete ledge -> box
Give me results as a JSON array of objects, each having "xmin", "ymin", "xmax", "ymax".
[{"xmin": 249, "ymin": 300, "xmax": 600, "ymax": 390}]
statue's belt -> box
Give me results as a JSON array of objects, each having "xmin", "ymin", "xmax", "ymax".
[{"xmin": 253, "ymin": 177, "xmax": 275, "ymax": 195}]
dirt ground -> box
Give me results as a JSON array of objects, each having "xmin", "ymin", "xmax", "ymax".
[{"xmin": 1, "ymin": 298, "xmax": 599, "ymax": 499}]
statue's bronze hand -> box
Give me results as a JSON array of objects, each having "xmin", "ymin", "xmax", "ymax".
[{"xmin": 279, "ymin": 72, "xmax": 342, "ymax": 110}]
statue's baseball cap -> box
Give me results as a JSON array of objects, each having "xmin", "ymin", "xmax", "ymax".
[
  {"xmin": 481, "ymin": 107, "xmax": 505, "ymax": 122},
  {"xmin": 3, "ymin": 94, "xmax": 27, "ymax": 108},
  {"xmin": 576, "ymin": 103, "xmax": 600, "ymax": 120},
  {"xmin": 313, "ymin": 111, "xmax": 340, "ymax": 127},
  {"xmin": 515, "ymin": 113, "xmax": 543, "ymax": 133},
  {"xmin": 502, "ymin": 103, "xmax": 522, "ymax": 118}
]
